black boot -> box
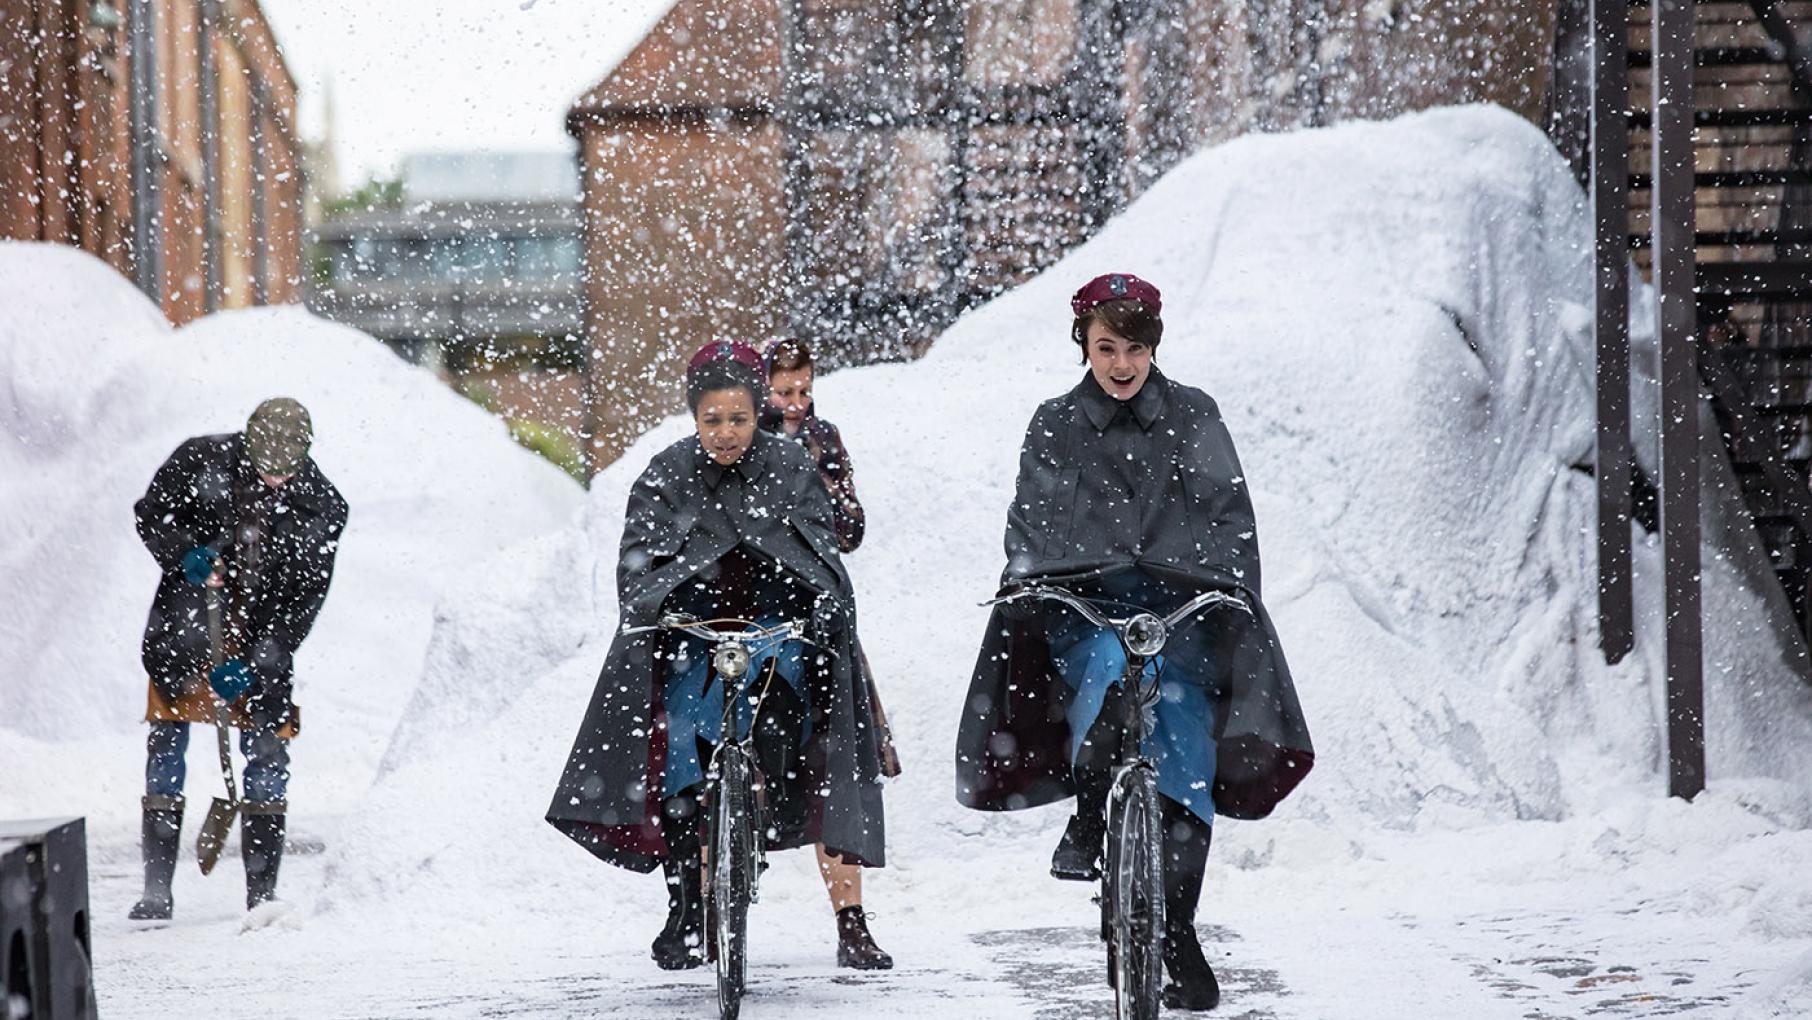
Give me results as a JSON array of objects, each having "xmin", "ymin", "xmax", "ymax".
[
  {"xmin": 650, "ymin": 856, "xmax": 706, "ymax": 969},
  {"xmin": 652, "ymin": 797, "xmax": 705, "ymax": 970},
  {"xmin": 835, "ymin": 906, "xmax": 894, "ymax": 970},
  {"xmin": 1161, "ymin": 804, "xmax": 1219, "ymax": 1011},
  {"xmin": 129, "ymin": 796, "xmax": 183, "ymax": 921},
  {"xmin": 1051, "ymin": 769, "xmax": 1111, "ymax": 881},
  {"xmin": 241, "ymin": 802, "xmax": 287, "ymax": 910}
]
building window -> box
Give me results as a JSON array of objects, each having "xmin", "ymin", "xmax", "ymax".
[{"xmin": 515, "ymin": 236, "xmax": 581, "ymax": 281}]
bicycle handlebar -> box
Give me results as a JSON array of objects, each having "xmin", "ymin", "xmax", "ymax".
[
  {"xmin": 619, "ymin": 613, "xmax": 816, "ymax": 650},
  {"xmin": 983, "ymin": 583, "xmax": 1250, "ymax": 628}
]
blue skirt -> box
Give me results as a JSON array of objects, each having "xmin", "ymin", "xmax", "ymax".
[
  {"xmin": 661, "ymin": 620, "xmax": 809, "ymax": 797},
  {"xmin": 1045, "ymin": 572, "xmax": 1218, "ymax": 825}
]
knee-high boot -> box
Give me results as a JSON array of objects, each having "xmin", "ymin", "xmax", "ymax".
[
  {"xmin": 1160, "ymin": 802, "xmax": 1219, "ymax": 1011},
  {"xmin": 129, "ymin": 796, "xmax": 184, "ymax": 920},
  {"xmin": 241, "ymin": 800, "xmax": 287, "ymax": 910},
  {"xmin": 1051, "ymin": 768, "xmax": 1113, "ymax": 881},
  {"xmin": 652, "ymin": 795, "xmax": 705, "ymax": 970}
]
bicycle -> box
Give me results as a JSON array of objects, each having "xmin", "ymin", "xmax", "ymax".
[
  {"xmin": 622, "ymin": 611, "xmax": 817, "ymax": 1020},
  {"xmin": 985, "ymin": 582, "xmax": 1250, "ymax": 1020}
]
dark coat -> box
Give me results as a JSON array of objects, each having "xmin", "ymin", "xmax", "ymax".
[
  {"xmin": 135, "ymin": 433, "xmax": 347, "ymax": 729},
  {"xmin": 546, "ymin": 429, "xmax": 888, "ymax": 873},
  {"xmin": 761, "ymin": 404, "xmax": 902, "ymax": 777},
  {"xmin": 760, "ymin": 405, "xmax": 864, "ymax": 553},
  {"xmin": 954, "ymin": 368, "xmax": 1314, "ymax": 819}
]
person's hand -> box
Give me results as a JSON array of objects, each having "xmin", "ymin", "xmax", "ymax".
[
  {"xmin": 181, "ymin": 547, "xmax": 223, "ymax": 587},
  {"xmin": 208, "ymin": 659, "xmax": 254, "ymax": 702}
]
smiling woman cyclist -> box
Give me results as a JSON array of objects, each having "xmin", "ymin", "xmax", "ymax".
[
  {"xmin": 954, "ymin": 272, "xmax": 1315, "ymax": 1012},
  {"xmin": 546, "ymin": 340, "xmax": 889, "ymax": 973}
]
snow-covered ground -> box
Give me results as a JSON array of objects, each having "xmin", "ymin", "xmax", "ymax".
[{"xmin": 7, "ymin": 103, "xmax": 1812, "ymax": 1018}]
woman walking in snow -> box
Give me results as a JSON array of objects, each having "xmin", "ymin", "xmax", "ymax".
[
  {"xmin": 953, "ymin": 273, "xmax": 1314, "ymax": 1010},
  {"xmin": 759, "ymin": 337, "xmax": 899, "ymax": 968},
  {"xmin": 547, "ymin": 341, "xmax": 890, "ymax": 972}
]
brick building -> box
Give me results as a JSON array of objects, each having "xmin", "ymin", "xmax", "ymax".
[
  {"xmin": 0, "ymin": 0, "xmax": 306, "ymax": 324},
  {"xmin": 565, "ymin": 0, "xmax": 1574, "ymax": 472}
]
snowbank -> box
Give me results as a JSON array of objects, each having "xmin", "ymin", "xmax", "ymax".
[{"xmin": 0, "ymin": 242, "xmax": 583, "ymax": 820}]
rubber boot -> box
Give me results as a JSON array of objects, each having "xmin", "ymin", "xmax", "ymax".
[
  {"xmin": 1160, "ymin": 804, "xmax": 1219, "ymax": 1011},
  {"xmin": 835, "ymin": 906, "xmax": 894, "ymax": 970},
  {"xmin": 128, "ymin": 796, "xmax": 183, "ymax": 920},
  {"xmin": 241, "ymin": 802, "xmax": 287, "ymax": 910},
  {"xmin": 652, "ymin": 797, "xmax": 705, "ymax": 970},
  {"xmin": 1051, "ymin": 769, "xmax": 1110, "ymax": 881}
]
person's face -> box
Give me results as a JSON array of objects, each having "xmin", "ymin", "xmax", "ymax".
[
  {"xmin": 257, "ymin": 469, "xmax": 292, "ymax": 489},
  {"xmin": 1085, "ymin": 319, "xmax": 1152, "ymax": 401},
  {"xmin": 694, "ymin": 388, "xmax": 758, "ymax": 465},
  {"xmin": 768, "ymin": 366, "xmax": 813, "ymax": 427}
]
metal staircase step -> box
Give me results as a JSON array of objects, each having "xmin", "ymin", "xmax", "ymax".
[
  {"xmin": 1698, "ymin": 261, "xmax": 1812, "ymax": 297},
  {"xmin": 1630, "ymin": 108, "xmax": 1812, "ymax": 128},
  {"xmin": 1630, "ymin": 170, "xmax": 1812, "ymax": 190},
  {"xmin": 1628, "ymin": 46, "xmax": 1801, "ymax": 68}
]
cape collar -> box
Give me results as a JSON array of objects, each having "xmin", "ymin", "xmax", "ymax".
[
  {"xmin": 1076, "ymin": 365, "xmax": 1169, "ymax": 432},
  {"xmin": 697, "ymin": 428, "xmax": 769, "ymax": 489}
]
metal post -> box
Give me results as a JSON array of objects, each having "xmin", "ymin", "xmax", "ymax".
[
  {"xmin": 1592, "ymin": 0, "xmax": 1634, "ymax": 664},
  {"xmin": 1651, "ymin": 0, "xmax": 1704, "ymax": 800},
  {"xmin": 199, "ymin": 0, "xmax": 223, "ymax": 312},
  {"xmin": 127, "ymin": 0, "xmax": 161, "ymax": 305}
]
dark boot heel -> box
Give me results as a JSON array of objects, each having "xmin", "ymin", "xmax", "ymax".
[
  {"xmin": 1162, "ymin": 926, "xmax": 1220, "ymax": 1011},
  {"xmin": 835, "ymin": 906, "xmax": 893, "ymax": 970}
]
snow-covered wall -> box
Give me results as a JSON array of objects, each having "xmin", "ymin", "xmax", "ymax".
[
  {"xmin": 324, "ymin": 104, "xmax": 1812, "ymax": 920},
  {"xmin": 0, "ymin": 243, "xmax": 584, "ymax": 817}
]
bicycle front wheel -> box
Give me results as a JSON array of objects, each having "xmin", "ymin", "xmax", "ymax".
[
  {"xmin": 1107, "ymin": 764, "xmax": 1164, "ymax": 1020},
  {"xmin": 711, "ymin": 744, "xmax": 756, "ymax": 1020}
]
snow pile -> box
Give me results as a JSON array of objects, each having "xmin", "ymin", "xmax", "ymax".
[
  {"xmin": 328, "ymin": 100, "xmax": 1812, "ymax": 940},
  {"xmin": 0, "ymin": 242, "xmax": 583, "ymax": 820}
]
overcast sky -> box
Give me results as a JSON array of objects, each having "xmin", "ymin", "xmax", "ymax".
[{"xmin": 262, "ymin": 0, "xmax": 671, "ymax": 189}]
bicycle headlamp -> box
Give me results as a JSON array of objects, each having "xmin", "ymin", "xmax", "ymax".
[
  {"xmin": 1124, "ymin": 613, "xmax": 1167, "ymax": 658},
  {"xmin": 714, "ymin": 643, "xmax": 752, "ymax": 680}
]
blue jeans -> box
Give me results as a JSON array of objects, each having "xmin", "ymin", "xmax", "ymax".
[
  {"xmin": 661, "ymin": 621, "xmax": 808, "ymax": 797},
  {"xmin": 1043, "ymin": 571, "xmax": 1219, "ymax": 825},
  {"xmin": 145, "ymin": 720, "xmax": 290, "ymax": 803}
]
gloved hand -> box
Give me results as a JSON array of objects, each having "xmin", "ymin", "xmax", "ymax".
[
  {"xmin": 208, "ymin": 659, "xmax": 254, "ymax": 702},
  {"xmin": 182, "ymin": 546, "xmax": 222, "ymax": 586},
  {"xmin": 807, "ymin": 596, "xmax": 844, "ymax": 648},
  {"xmin": 245, "ymin": 679, "xmax": 296, "ymax": 734}
]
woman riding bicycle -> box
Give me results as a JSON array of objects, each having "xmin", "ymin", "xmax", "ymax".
[
  {"xmin": 547, "ymin": 340, "xmax": 889, "ymax": 972},
  {"xmin": 954, "ymin": 273, "xmax": 1314, "ymax": 1011}
]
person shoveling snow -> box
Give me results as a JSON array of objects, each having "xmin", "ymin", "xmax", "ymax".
[{"xmin": 128, "ymin": 398, "xmax": 347, "ymax": 920}]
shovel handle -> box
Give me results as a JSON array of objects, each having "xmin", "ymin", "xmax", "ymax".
[{"xmin": 205, "ymin": 588, "xmax": 239, "ymax": 807}]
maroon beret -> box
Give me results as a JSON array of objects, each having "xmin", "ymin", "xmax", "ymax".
[
  {"xmin": 686, "ymin": 340, "xmax": 765, "ymax": 375},
  {"xmin": 1070, "ymin": 273, "xmax": 1162, "ymax": 317}
]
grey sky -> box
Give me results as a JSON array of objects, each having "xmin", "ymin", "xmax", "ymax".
[{"xmin": 262, "ymin": 0, "xmax": 671, "ymax": 188}]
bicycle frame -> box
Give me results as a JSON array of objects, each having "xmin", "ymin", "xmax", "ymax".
[
  {"xmin": 983, "ymin": 581, "xmax": 1249, "ymax": 1020},
  {"xmin": 619, "ymin": 612, "xmax": 815, "ymax": 1018}
]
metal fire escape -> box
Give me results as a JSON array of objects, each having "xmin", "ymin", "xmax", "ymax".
[{"xmin": 1593, "ymin": 0, "xmax": 1812, "ymax": 799}]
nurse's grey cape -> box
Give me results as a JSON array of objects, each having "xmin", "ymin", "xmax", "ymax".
[
  {"xmin": 954, "ymin": 369, "xmax": 1314, "ymax": 819},
  {"xmin": 548, "ymin": 430, "xmax": 887, "ymax": 871}
]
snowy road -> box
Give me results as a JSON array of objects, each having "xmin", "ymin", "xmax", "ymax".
[{"xmin": 86, "ymin": 814, "xmax": 1801, "ymax": 1019}]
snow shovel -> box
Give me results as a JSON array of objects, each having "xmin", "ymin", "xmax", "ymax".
[{"xmin": 196, "ymin": 586, "xmax": 240, "ymax": 875}]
